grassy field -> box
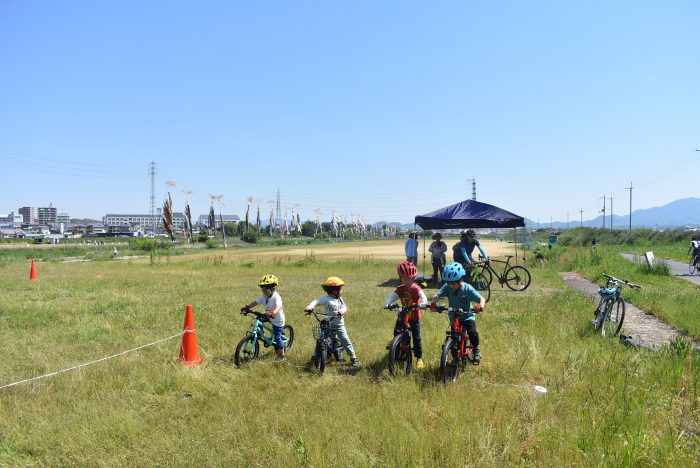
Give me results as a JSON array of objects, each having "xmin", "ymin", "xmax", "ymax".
[{"xmin": 1, "ymin": 240, "xmax": 698, "ymax": 465}]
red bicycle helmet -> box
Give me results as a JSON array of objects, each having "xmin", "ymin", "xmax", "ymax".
[{"xmin": 397, "ymin": 261, "xmax": 417, "ymax": 279}]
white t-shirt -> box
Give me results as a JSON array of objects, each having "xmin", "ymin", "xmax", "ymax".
[
  {"xmin": 306, "ymin": 295, "xmax": 347, "ymax": 327},
  {"xmin": 255, "ymin": 291, "xmax": 285, "ymax": 327}
]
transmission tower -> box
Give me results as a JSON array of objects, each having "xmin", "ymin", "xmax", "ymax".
[
  {"xmin": 275, "ymin": 189, "xmax": 282, "ymax": 227},
  {"xmin": 148, "ymin": 161, "xmax": 157, "ymax": 232},
  {"xmin": 466, "ymin": 178, "xmax": 476, "ymax": 200}
]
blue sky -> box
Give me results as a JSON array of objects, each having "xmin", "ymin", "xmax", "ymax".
[{"xmin": 1, "ymin": 1, "xmax": 698, "ymax": 225}]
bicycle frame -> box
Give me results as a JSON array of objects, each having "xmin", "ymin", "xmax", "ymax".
[
  {"xmin": 245, "ymin": 312, "xmax": 287, "ymax": 347},
  {"xmin": 310, "ymin": 313, "xmax": 344, "ymax": 354},
  {"xmin": 479, "ymin": 257, "xmax": 514, "ymax": 285},
  {"xmin": 448, "ymin": 317, "xmax": 473, "ymax": 361}
]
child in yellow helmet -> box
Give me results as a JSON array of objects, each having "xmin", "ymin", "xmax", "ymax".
[
  {"xmin": 242, "ymin": 274, "xmax": 287, "ymax": 360},
  {"xmin": 304, "ymin": 276, "xmax": 360, "ymax": 367}
]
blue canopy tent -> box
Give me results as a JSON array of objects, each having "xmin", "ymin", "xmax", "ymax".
[{"xmin": 414, "ymin": 200, "xmax": 525, "ymax": 273}]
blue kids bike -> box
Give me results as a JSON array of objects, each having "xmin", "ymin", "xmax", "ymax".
[
  {"xmin": 385, "ymin": 303, "xmax": 428, "ymax": 376},
  {"xmin": 233, "ymin": 309, "xmax": 294, "ymax": 367},
  {"xmin": 306, "ymin": 310, "xmax": 346, "ymax": 373},
  {"xmin": 592, "ymin": 274, "xmax": 641, "ymax": 338}
]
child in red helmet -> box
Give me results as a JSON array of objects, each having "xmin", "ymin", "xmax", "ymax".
[{"xmin": 383, "ymin": 261, "xmax": 429, "ymax": 369}]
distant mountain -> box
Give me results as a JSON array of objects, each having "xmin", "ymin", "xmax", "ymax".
[{"xmin": 530, "ymin": 197, "xmax": 700, "ymax": 229}]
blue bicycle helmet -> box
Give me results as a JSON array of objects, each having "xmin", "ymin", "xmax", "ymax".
[{"xmin": 442, "ymin": 262, "xmax": 466, "ymax": 282}]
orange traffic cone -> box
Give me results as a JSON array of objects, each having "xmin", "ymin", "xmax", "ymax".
[
  {"xmin": 179, "ymin": 304, "xmax": 202, "ymax": 366},
  {"xmin": 29, "ymin": 259, "xmax": 38, "ymax": 281}
]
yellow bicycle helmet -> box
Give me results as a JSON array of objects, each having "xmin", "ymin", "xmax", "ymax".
[
  {"xmin": 321, "ymin": 276, "xmax": 345, "ymax": 287},
  {"xmin": 258, "ymin": 274, "xmax": 279, "ymax": 287}
]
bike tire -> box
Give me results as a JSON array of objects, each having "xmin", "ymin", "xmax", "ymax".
[
  {"xmin": 388, "ymin": 334, "xmax": 412, "ymax": 376},
  {"xmin": 690, "ymin": 259, "xmax": 696, "ymax": 275},
  {"xmin": 233, "ymin": 334, "xmax": 259, "ymax": 367},
  {"xmin": 696, "ymin": 259, "xmax": 700, "ymax": 277},
  {"xmin": 473, "ymin": 272, "xmax": 491, "ymax": 303},
  {"xmin": 313, "ymin": 342, "xmax": 328, "ymax": 373},
  {"xmin": 504, "ymin": 266, "xmax": 531, "ymax": 291},
  {"xmin": 603, "ymin": 297, "xmax": 625, "ymax": 337},
  {"xmin": 480, "ymin": 266, "xmax": 493, "ymax": 287},
  {"xmin": 282, "ymin": 325, "xmax": 294, "ymax": 351},
  {"xmin": 440, "ymin": 337, "xmax": 459, "ymax": 384}
]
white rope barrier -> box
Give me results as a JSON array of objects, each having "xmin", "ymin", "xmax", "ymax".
[{"xmin": 0, "ymin": 332, "xmax": 184, "ymax": 390}]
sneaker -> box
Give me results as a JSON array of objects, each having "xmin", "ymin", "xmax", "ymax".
[
  {"xmin": 350, "ymin": 357, "xmax": 360, "ymax": 367},
  {"xmin": 385, "ymin": 341, "xmax": 393, "ymax": 350},
  {"xmin": 472, "ymin": 352, "xmax": 481, "ymax": 366},
  {"xmin": 276, "ymin": 354, "xmax": 287, "ymax": 362},
  {"xmin": 416, "ymin": 358, "xmax": 425, "ymax": 369}
]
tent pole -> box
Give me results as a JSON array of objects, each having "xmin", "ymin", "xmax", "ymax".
[{"xmin": 514, "ymin": 227, "xmax": 518, "ymax": 264}]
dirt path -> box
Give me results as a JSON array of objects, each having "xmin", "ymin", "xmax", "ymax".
[{"xmin": 560, "ymin": 271, "xmax": 699, "ymax": 350}]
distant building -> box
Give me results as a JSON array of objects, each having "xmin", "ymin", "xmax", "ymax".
[
  {"xmin": 197, "ymin": 214, "xmax": 240, "ymax": 228},
  {"xmin": 0, "ymin": 228, "xmax": 25, "ymax": 238},
  {"xmin": 18, "ymin": 207, "xmax": 36, "ymax": 225},
  {"xmin": 103, "ymin": 213, "xmax": 187, "ymax": 230},
  {"xmin": 0, "ymin": 212, "xmax": 23, "ymax": 228},
  {"xmin": 37, "ymin": 205, "xmax": 57, "ymax": 225},
  {"xmin": 57, "ymin": 212, "xmax": 70, "ymax": 224}
]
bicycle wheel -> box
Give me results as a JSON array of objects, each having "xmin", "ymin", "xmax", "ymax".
[
  {"xmin": 233, "ymin": 334, "xmax": 259, "ymax": 367},
  {"xmin": 282, "ymin": 325, "xmax": 294, "ymax": 351},
  {"xmin": 440, "ymin": 337, "xmax": 459, "ymax": 384},
  {"xmin": 603, "ymin": 297, "xmax": 625, "ymax": 337},
  {"xmin": 313, "ymin": 341, "xmax": 327, "ymax": 373},
  {"xmin": 689, "ymin": 258, "xmax": 696, "ymax": 275},
  {"xmin": 504, "ymin": 266, "xmax": 531, "ymax": 291},
  {"xmin": 473, "ymin": 272, "xmax": 491, "ymax": 303},
  {"xmin": 388, "ymin": 334, "xmax": 412, "ymax": 376},
  {"xmin": 480, "ymin": 266, "xmax": 493, "ymax": 287},
  {"xmin": 696, "ymin": 259, "xmax": 700, "ymax": 276}
]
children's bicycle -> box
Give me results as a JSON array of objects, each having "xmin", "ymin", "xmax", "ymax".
[
  {"xmin": 475, "ymin": 255, "xmax": 531, "ymax": 291},
  {"xmin": 434, "ymin": 307, "xmax": 479, "ymax": 384},
  {"xmin": 233, "ymin": 310, "xmax": 294, "ymax": 367},
  {"xmin": 592, "ymin": 274, "xmax": 641, "ymax": 338},
  {"xmin": 384, "ymin": 303, "xmax": 428, "ymax": 376},
  {"xmin": 306, "ymin": 310, "xmax": 346, "ymax": 373}
]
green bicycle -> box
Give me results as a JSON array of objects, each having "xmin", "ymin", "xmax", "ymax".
[{"xmin": 233, "ymin": 309, "xmax": 294, "ymax": 367}]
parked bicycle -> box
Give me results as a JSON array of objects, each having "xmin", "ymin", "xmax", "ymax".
[
  {"xmin": 433, "ymin": 306, "xmax": 480, "ymax": 383},
  {"xmin": 469, "ymin": 262, "xmax": 491, "ymax": 303},
  {"xmin": 474, "ymin": 255, "xmax": 531, "ymax": 291},
  {"xmin": 233, "ymin": 310, "xmax": 294, "ymax": 366},
  {"xmin": 592, "ymin": 274, "xmax": 641, "ymax": 338},
  {"xmin": 306, "ymin": 310, "xmax": 346, "ymax": 373},
  {"xmin": 384, "ymin": 303, "xmax": 428, "ymax": 376}
]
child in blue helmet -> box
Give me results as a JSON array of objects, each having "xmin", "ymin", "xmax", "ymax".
[{"xmin": 430, "ymin": 262, "xmax": 485, "ymax": 364}]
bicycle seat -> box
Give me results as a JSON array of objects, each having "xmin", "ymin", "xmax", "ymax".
[{"xmin": 598, "ymin": 287, "xmax": 617, "ymax": 297}]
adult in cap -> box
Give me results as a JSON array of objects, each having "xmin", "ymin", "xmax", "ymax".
[
  {"xmin": 428, "ymin": 232, "xmax": 448, "ymax": 284},
  {"xmin": 452, "ymin": 229, "xmax": 489, "ymax": 283}
]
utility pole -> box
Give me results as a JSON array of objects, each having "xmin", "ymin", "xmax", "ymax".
[
  {"xmin": 580, "ymin": 209, "xmax": 583, "ymax": 228},
  {"xmin": 275, "ymin": 189, "xmax": 282, "ymax": 227},
  {"xmin": 610, "ymin": 195, "xmax": 613, "ymax": 230},
  {"xmin": 566, "ymin": 211, "xmax": 569, "ymax": 229},
  {"xmin": 148, "ymin": 161, "xmax": 157, "ymax": 234},
  {"xmin": 600, "ymin": 196, "xmax": 606, "ymax": 229},
  {"xmin": 624, "ymin": 182, "xmax": 633, "ymax": 231}
]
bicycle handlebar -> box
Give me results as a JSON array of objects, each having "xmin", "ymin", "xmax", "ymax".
[
  {"xmin": 305, "ymin": 310, "xmax": 342, "ymax": 322},
  {"xmin": 384, "ymin": 303, "xmax": 428, "ymax": 311},
  {"xmin": 432, "ymin": 306, "xmax": 482, "ymax": 314},
  {"xmin": 602, "ymin": 274, "xmax": 642, "ymax": 290}
]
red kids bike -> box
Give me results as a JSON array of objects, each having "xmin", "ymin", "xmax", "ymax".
[
  {"xmin": 434, "ymin": 306, "xmax": 481, "ymax": 384},
  {"xmin": 385, "ymin": 303, "xmax": 428, "ymax": 377}
]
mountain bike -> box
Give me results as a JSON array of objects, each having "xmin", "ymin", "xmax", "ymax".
[
  {"xmin": 233, "ymin": 310, "xmax": 294, "ymax": 367},
  {"xmin": 592, "ymin": 274, "xmax": 641, "ymax": 338},
  {"xmin": 384, "ymin": 303, "xmax": 428, "ymax": 376},
  {"xmin": 475, "ymin": 256, "xmax": 531, "ymax": 291},
  {"xmin": 433, "ymin": 307, "xmax": 480, "ymax": 384},
  {"xmin": 689, "ymin": 254, "xmax": 700, "ymax": 275},
  {"xmin": 469, "ymin": 262, "xmax": 491, "ymax": 302},
  {"xmin": 306, "ymin": 310, "xmax": 346, "ymax": 373}
]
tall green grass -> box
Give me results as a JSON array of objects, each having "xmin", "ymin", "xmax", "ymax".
[{"xmin": 0, "ymin": 254, "xmax": 698, "ymax": 465}]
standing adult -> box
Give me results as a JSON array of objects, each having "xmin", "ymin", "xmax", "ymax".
[
  {"xmin": 428, "ymin": 233, "xmax": 448, "ymax": 283},
  {"xmin": 405, "ymin": 232, "xmax": 418, "ymax": 265},
  {"xmin": 452, "ymin": 229, "xmax": 488, "ymax": 280}
]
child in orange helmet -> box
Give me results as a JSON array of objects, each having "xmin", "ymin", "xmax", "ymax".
[{"xmin": 304, "ymin": 276, "xmax": 360, "ymax": 367}]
